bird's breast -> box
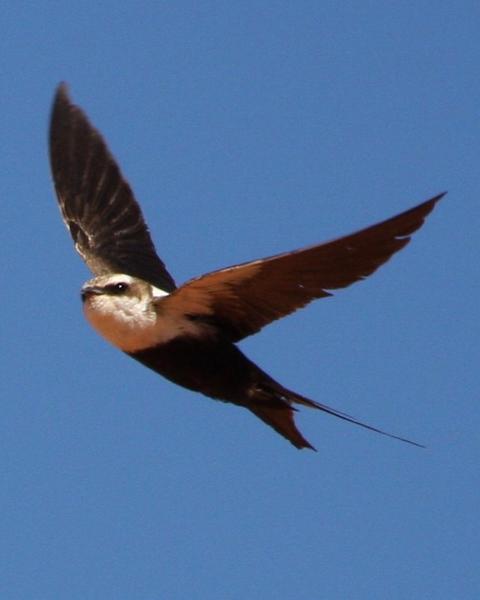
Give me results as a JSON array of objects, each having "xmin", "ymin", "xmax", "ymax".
[{"xmin": 83, "ymin": 296, "xmax": 203, "ymax": 353}]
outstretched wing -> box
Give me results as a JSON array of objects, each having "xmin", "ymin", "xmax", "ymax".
[
  {"xmin": 49, "ymin": 83, "xmax": 176, "ymax": 292},
  {"xmin": 162, "ymin": 194, "xmax": 443, "ymax": 342}
]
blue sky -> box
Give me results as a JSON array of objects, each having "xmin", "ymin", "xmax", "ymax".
[{"xmin": 2, "ymin": 3, "xmax": 478, "ymax": 599}]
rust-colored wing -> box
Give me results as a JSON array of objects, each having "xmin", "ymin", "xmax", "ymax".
[
  {"xmin": 49, "ymin": 83, "xmax": 176, "ymax": 292},
  {"xmin": 162, "ymin": 194, "xmax": 443, "ymax": 341}
]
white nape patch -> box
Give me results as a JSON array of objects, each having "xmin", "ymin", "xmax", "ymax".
[
  {"xmin": 151, "ymin": 286, "xmax": 170, "ymax": 299},
  {"xmin": 82, "ymin": 275, "xmax": 200, "ymax": 353}
]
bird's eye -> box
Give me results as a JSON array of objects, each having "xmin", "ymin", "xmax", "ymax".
[{"xmin": 107, "ymin": 282, "xmax": 129, "ymax": 294}]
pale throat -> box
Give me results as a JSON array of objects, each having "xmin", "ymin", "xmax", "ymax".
[
  {"xmin": 83, "ymin": 293, "xmax": 160, "ymax": 353},
  {"xmin": 83, "ymin": 287, "xmax": 204, "ymax": 353}
]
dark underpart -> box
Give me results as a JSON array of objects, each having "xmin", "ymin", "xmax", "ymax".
[
  {"xmin": 128, "ymin": 336, "xmax": 316, "ymax": 449},
  {"xmin": 130, "ymin": 336, "xmax": 261, "ymax": 402},
  {"xmin": 128, "ymin": 336, "xmax": 423, "ymax": 450}
]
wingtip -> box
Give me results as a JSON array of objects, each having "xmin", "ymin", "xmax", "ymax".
[
  {"xmin": 58, "ymin": 81, "xmax": 69, "ymax": 91},
  {"xmin": 396, "ymin": 191, "xmax": 444, "ymax": 234},
  {"xmin": 418, "ymin": 191, "xmax": 446, "ymax": 213},
  {"xmin": 422, "ymin": 191, "xmax": 446, "ymax": 214},
  {"xmin": 54, "ymin": 81, "xmax": 70, "ymax": 101},
  {"xmin": 51, "ymin": 83, "xmax": 73, "ymax": 127},
  {"xmin": 431, "ymin": 191, "xmax": 447, "ymax": 203}
]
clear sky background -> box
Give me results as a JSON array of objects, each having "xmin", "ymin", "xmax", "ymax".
[{"xmin": 2, "ymin": 3, "xmax": 478, "ymax": 599}]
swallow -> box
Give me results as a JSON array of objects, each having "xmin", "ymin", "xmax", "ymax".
[{"xmin": 49, "ymin": 83, "xmax": 443, "ymax": 450}]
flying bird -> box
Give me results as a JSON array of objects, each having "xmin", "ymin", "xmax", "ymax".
[{"xmin": 49, "ymin": 84, "xmax": 443, "ymax": 450}]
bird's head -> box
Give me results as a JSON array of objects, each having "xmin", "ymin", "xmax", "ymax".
[
  {"xmin": 80, "ymin": 274, "xmax": 169, "ymax": 351},
  {"xmin": 81, "ymin": 273, "xmax": 154, "ymax": 304}
]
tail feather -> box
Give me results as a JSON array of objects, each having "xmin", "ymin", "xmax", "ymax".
[
  {"xmin": 246, "ymin": 378, "xmax": 424, "ymax": 449},
  {"xmin": 248, "ymin": 402, "xmax": 316, "ymax": 451},
  {"xmin": 283, "ymin": 387, "xmax": 425, "ymax": 448}
]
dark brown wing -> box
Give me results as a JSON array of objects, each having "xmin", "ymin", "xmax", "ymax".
[
  {"xmin": 161, "ymin": 194, "xmax": 443, "ymax": 341},
  {"xmin": 49, "ymin": 83, "xmax": 176, "ymax": 292}
]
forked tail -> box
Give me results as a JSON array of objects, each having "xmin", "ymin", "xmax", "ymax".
[{"xmin": 247, "ymin": 381, "xmax": 424, "ymax": 450}]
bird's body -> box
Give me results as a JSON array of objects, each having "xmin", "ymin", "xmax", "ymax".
[
  {"xmin": 50, "ymin": 83, "xmax": 442, "ymax": 450},
  {"xmin": 81, "ymin": 273, "xmax": 326, "ymax": 449}
]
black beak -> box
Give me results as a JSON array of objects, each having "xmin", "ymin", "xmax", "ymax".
[{"xmin": 81, "ymin": 286, "xmax": 103, "ymax": 303}]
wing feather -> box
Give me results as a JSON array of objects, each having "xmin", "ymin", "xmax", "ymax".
[
  {"xmin": 49, "ymin": 83, "xmax": 176, "ymax": 292},
  {"xmin": 161, "ymin": 194, "xmax": 443, "ymax": 341}
]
